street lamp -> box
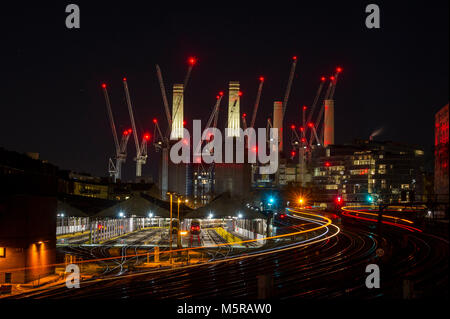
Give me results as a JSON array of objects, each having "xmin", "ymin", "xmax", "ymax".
[
  {"xmin": 166, "ymin": 192, "xmax": 175, "ymax": 262},
  {"xmin": 177, "ymin": 196, "xmax": 182, "ymax": 249},
  {"xmin": 118, "ymin": 211, "xmax": 125, "ymax": 218}
]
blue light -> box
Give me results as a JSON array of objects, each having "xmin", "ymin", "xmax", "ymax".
[
  {"xmin": 269, "ymin": 197, "xmax": 274, "ymax": 204},
  {"xmin": 367, "ymin": 195, "xmax": 373, "ymax": 202}
]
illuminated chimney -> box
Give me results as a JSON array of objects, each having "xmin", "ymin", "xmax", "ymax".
[
  {"xmin": 323, "ymin": 99, "xmax": 334, "ymax": 146},
  {"xmin": 227, "ymin": 81, "xmax": 240, "ymax": 137},
  {"xmin": 273, "ymin": 101, "xmax": 283, "ymax": 152},
  {"xmin": 170, "ymin": 83, "xmax": 184, "ymax": 140}
]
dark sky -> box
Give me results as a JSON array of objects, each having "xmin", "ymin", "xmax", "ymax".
[{"xmin": 1, "ymin": 1, "xmax": 448, "ymax": 180}]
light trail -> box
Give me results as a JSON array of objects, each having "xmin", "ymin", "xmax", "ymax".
[
  {"xmin": 2, "ymin": 210, "xmax": 336, "ymax": 278},
  {"xmin": 341, "ymin": 206, "xmax": 422, "ymax": 233},
  {"xmin": 24, "ymin": 215, "xmax": 340, "ymax": 291}
]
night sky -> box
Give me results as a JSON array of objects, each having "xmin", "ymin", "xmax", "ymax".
[{"xmin": 1, "ymin": 1, "xmax": 448, "ymax": 181}]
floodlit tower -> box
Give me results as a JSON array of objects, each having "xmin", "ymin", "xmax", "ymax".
[
  {"xmin": 273, "ymin": 101, "xmax": 283, "ymax": 152},
  {"xmin": 170, "ymin": 83, "xmax": 184, "ymax": 140},
  {"xmin": 227, "ymin": 81, "xmax": 241, "ymax": 137}
]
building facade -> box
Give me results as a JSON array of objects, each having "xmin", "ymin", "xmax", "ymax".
[{"xmin": 311, "ymin": 140, "xmax": 426, "ymax": 203}]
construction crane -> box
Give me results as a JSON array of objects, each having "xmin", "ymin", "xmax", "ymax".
[
  {"xmin": 250, "ymin": 76, "xmax": 265, "ymax": 128},
  {"xmin": 156, "ymin": 64, "xmax": 172, "ymax": 132},
  {"xmin": 309, "ymin": 67, "xmax": 342, "ymax": 146},
  {"xmin": 101, "ymin": 83, "xmax": 132, "ymax": 182},
  {"xmin": 281, "ymin": 56, "xmax": 298, "ymax": 120},
  {"xmin": 123, "ymin": 77, "xmax": 148, "ymax": 178},
  {"xmin": 305, "ymin": 76, "xmax": 327, "ymax": 127},
  {"xmin": 317, "ymin": 67, "xmax": 342, "ymax": 144},
  {"xmin": 154, "ymin": 57, "xmax": 197, "ymax": 199}
]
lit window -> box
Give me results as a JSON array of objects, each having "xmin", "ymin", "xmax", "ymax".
[{"xmin": 0, "ymin": 247, "xmax": 5, "ymax": 258}]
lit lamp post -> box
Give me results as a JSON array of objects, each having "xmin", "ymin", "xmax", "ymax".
[
  {"xmin": 177, "ymin": 196, "xmax": 182, "ymax": 249},
  {"xmin": 167, "ymin": 192, "xmax": 174, "ymax": 263}
]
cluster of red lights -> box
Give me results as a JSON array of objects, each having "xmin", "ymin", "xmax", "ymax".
[{"xmin": 123, "ymin": 129, "xmax": 132, "ymax": 136}]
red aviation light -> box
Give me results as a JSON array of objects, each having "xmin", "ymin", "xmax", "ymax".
[
  {"xmin": 330, "ymin": 76, "xmax": 335, "ymax": 81},
  {"xmin": 292, "ymin": 56, "xmax": 297, "ymax": 60},
  {"xmin": 259, "ymin": 76, "xmax": 265, "ymax": 82},
  {"xmin": 290, "ymin": 124, "xmax": 295, "ymax": 130},
  {"xmin": 188, "ymin": 57, "xmax": 197, "ymax": 66},
  {"xmin": 336, "ymin": 67, "xmax": 342, "ymax": 73},
  {"xmin": 238, "ymin": 91, "xmax": 243, "ymax": 97},
  {"xmin": 325, "ymin": 162, "xmax": 330, "ymax": 167},
  {"xmin": 123, "ymin": 130, "xmax": 129, "ymax": 136},
  {"xmin": 123, "ymin": 77, "xmax": 127, "ymax": 81},
  {"xmin": 144, "ymin": 133, "xmax": 150, "ymax": 140},
  {"xmin": 183, "ymin": 120, "xmax": 186, "ymax": 126},
  {"xmin": 291, "ymin": 151, "xmax": 296, "ymax": 157},
  {"xmin": 301, "ymin": 137, "xmax": 306, "ymax": 143},
  {"xmin": 219, "ymin": 91, "xmax": 224, "ymax": 96},
  {"xmin": 321, "ymin": 76, "xmax": 326, "ymax": 82},
  {"xmin": 153, "ymin": 118, "xmax": 158, "ymax": 124},
  {"xmin": 303, "ymin": 105, "xmax": 307, "ymax": 110},
  {"xmin": 101, "ymin": 83, "xmax": 107, "ymax": 88},
  {"xmin": 216, "ymin": 95, "xmax": 220, "ymax": 99},
  {"xmin": 308, "ymin": 122, "xmax": 314, "ymax": 128},
  {"xmin": 299, "ymin": 126, "xmax": 304, "ymax": 132},
  {"xmin": 128, "ymin": 129, "xmax": 132, "ymax": 133},
  {"xmin": 243, "ymin": 113, "xmax": 247, "ymax": 117}
]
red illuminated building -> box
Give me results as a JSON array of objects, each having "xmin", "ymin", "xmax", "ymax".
[{"xmin": 434, "ymin": 103, "xmax": 449, "ymax": 201}]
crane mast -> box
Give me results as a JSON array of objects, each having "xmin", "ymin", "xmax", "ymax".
[
  {"xmin": 250, "ymin": 77, "xmax": 265, "ymax": 128},
  {"xmin": 281, "ymin": 56, "xmax": 298, "ymax": 120},
  {"xmin": 102, "ymin": 83, "xmax": 130, "ymax": 182},
  {"xmin": 156, "ymin": 64, "xmax": 172, "ymax": 131},
  {"xmin": 123, "ymin": 77, "xmax": 147, "ymax": 177}
]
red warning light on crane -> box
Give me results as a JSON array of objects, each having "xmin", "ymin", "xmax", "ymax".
[
  {"xmin": 308, "ymin": 122, "xmax": 314, "ymax": 128},
  {"xmin": 336, "ymin": 67, "xmax": 342, "ymax": 73},
  {"xmin": 128, "ymin": 129, "xmax": 132, "ymax": 133},
  {"xmin": 301, "ymin": 137, "xmax": 306, "ymax": 143},
  {"xmin": 290, "ymin": 124, "xmax": 295, "ymax": 130},
  {"xmin": 152, "ymin": 118, "xmax": 158, "ymax": 124},
  {"xmin": 123, "ymin": 77, "xmax": 127, "ymax": 82},
  {"xmin": 291, "ymin": 151, "xmax": 296, "ymax": 157},
  {"xmin": 219, "ymin": 91, "xmax": 224, "ymax": 96},
  {"xmin": 243, "ymin": 113, "xmax": 247, "ymax": 117},
  {"xmin": 188, "ymin": 57, "xmax": 197, "ymax": 66},
  {"xmin": 303, "ymin": 106, "xmax": 307, "ymax": 110},
  {"xmin": 259, "ymin": 76, "xmax": 265, "ymax": 82},
  {"xmin": 299, "ymin": 126, "xmax": 304, "ymax": 132},
  {"xmin": 238, "ymin": 91, "xmax": 243, "ymax": 97},
  {"xmin": 144, "ymin": 134, "xmax": 150, "ymax": 140},
  {"xmin": 330, "ymin": 76, "xmax": 335, "ymax": 81},
  {"xmin": 321, "ymin": 76, "xmax": 326, "ymax": 82},
  {"xmin": 292, "ymin": 56, "xmax": 297, "ymax": 60},
  {"xmin": 101, "ymin": 83, "xmax": 107, "ymax": 88},
  {"xmin": 325, "ymin": 162, "xmax": 331, "ymax": 167},
  {"xmin": 123, "ymin": 130, "xmax": 129, "ymax": 136},
  {"xmin": 183, "ymin": 120, "xmax": 186, "ymax": 126}
]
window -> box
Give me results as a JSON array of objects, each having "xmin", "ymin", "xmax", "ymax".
[
  {"xmin": 5, "ymin": 273, "xmax": 11, "ymax": 283},
  {"xmin": 325, "ymin": 185, "xmax": 338, "ymax": 190},
  {"xmin": 0, "ymin": 247, "xmax": 5, "ymax": 258}
]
